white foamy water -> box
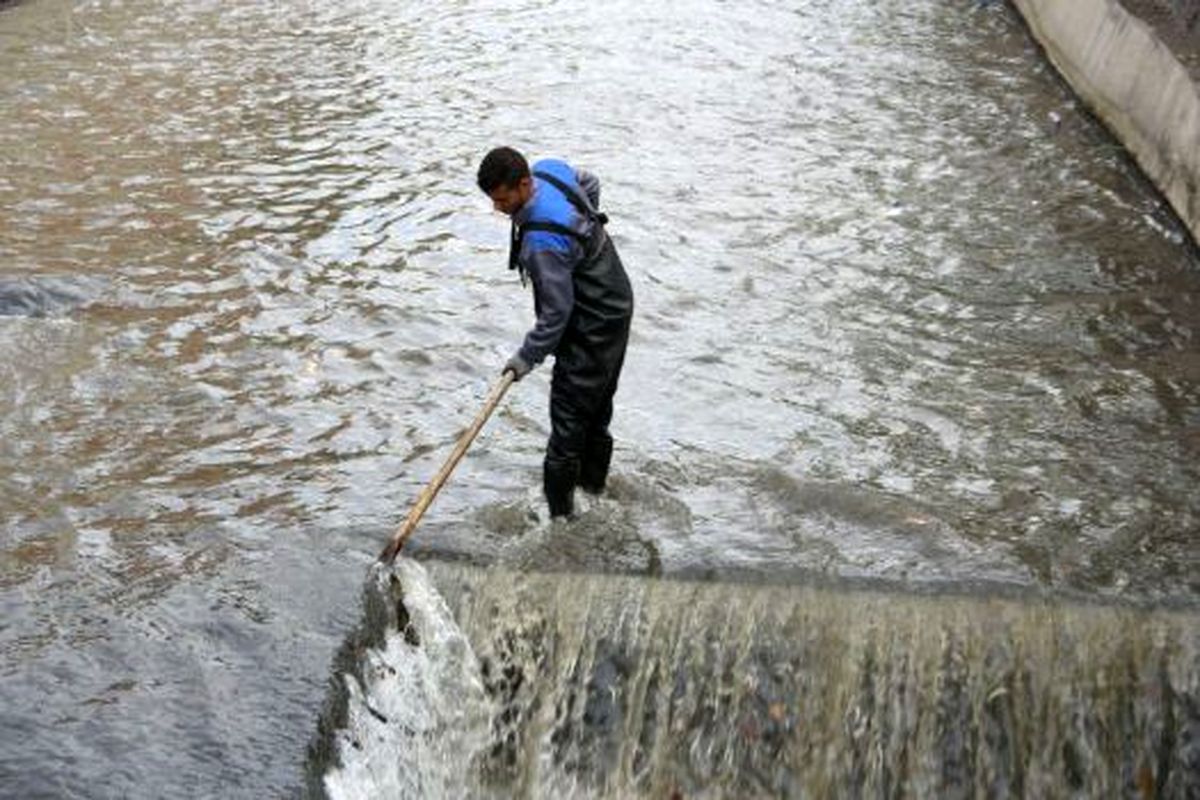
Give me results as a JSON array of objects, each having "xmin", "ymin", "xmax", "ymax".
[{"xmin": 323, "ymin": 561, "xmax": 490, "ymax": 799}]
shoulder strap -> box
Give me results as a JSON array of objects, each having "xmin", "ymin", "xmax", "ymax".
[
  {"xmin": 509, "ymin": 220, "xmax": 588, "ymax": 285},
  {"xmin": 520, "ymin": 220, "xmax": 587, "ymax": 244},
  {"xmin": 533, "ymin": 170, "xmax": 609, "ymax": 225}
]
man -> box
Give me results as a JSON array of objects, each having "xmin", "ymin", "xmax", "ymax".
[{"xmin": 477, "ymin": 146, "xmax": 634, "ymax": 518}]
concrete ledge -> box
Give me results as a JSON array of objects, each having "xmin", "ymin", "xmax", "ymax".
[{"xmin": 1011, "ymin": 0, "xmax": 1200, "ymax": 245}]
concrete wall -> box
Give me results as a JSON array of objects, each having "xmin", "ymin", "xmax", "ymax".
[{"xmin": 1011, "ymin": 0, "xmax": 1200, "ymax": 245}]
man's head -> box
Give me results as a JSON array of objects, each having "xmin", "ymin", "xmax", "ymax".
[{"xmin": 478, "ymin": 146, "xmax": 533, "ymax": 217}]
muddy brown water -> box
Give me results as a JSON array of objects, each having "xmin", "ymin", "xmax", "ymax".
[{"xmin": 2, "ymin": 0, "xmax": 1199, "ymax": 796}]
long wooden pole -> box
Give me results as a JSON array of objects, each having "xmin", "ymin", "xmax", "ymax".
[{"xmin": 379, "ymin": 371, "xmax": 516, "ymax": 564}]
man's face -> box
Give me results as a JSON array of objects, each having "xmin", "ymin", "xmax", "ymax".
[{"xmin": 487, "ymin": 177, "xmax": 533, "ymax": 217}]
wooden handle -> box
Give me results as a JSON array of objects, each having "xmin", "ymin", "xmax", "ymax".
[{"xmin": 379, "ymin": 371, "xmax": 516, "ymax": 563}]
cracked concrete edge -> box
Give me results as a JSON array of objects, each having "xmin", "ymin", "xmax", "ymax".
[{"xmin": 1012, "ymin": 0, "xmax": 1200, "ymax": 246}]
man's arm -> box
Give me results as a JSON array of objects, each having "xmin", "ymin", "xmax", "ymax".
[
  {"xmin": 515, "ymin": 242, "xmax": 578, "ymax": 368},
  {"xmin": 575, "ymin": 168, "xmax": 601, "ymax": 210}
]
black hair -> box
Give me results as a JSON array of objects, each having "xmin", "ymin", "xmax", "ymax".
[{"xmin": 477, "ymin": 146, "xmax": 530, "ymax": 193}]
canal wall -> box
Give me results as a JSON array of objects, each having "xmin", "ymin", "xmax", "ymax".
[{"xmin": 1010, "ymin": 0, "xmax": 1200, "ymax": 245}]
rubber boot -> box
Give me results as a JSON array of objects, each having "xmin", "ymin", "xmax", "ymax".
[
  {"xmin": 579, "ymin": 433, "xmax": 613, "ymax": 495},
  {"xmin": 543, "ymin": 456, "xmax": 580, "ymax": 519}
]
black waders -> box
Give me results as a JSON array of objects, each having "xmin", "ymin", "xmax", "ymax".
[{"xmin": 512, "ymin": 171, "xmax": 634, "ymax": 518}]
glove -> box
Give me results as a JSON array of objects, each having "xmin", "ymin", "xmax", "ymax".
[{"xmin": 503, "ymin": 354, "xmax": 531, "ymax": 381}]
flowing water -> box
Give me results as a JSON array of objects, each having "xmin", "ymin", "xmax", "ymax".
[
  {"xmin": 311, "ymin": 560, "xmax": 1200, "ymax": 798},
  {"xmin": 2, "ymin": 0, "xmax": 1199, "ymax": 797}
]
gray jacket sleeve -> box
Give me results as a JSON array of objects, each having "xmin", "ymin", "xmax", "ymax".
[
  {"xmin": 575, "ymin": 168, "xmax": 601, "ymax": 210},
  {"xmin": 516, "ymin": 243, "xmax": 577, "ymax": 367}
]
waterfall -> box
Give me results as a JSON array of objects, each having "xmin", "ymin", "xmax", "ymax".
[{"xmin": 308, "ymin": 560, "xmax": 1199, "ymax": 798}]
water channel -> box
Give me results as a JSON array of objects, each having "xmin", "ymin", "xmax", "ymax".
[{"xmin": 2, "ymin": 0, "xmax": 1199, "ymax": 796}]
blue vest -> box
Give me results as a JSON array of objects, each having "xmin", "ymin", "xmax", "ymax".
[{"xmin": 509, "ymin": 160, "xmax": 603, "ymax": 281}]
